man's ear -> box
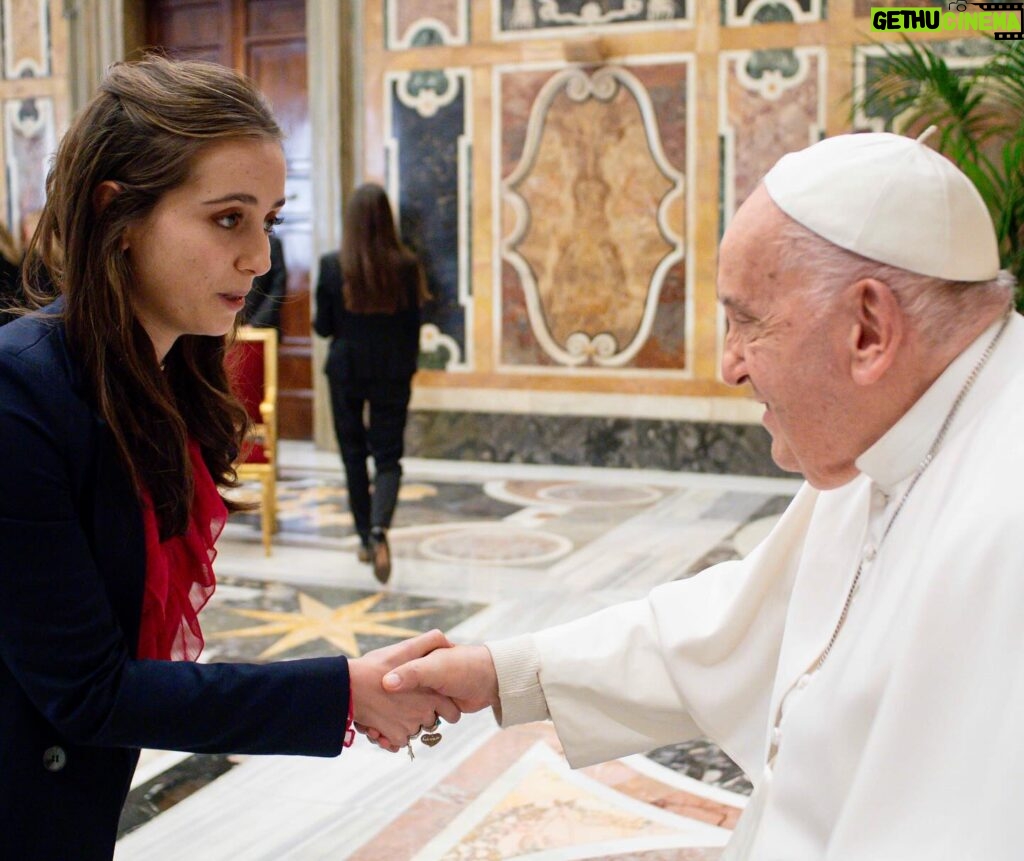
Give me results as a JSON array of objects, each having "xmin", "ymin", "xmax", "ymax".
[
  {"xmin": 847, "ymin": 277, "xmax": 904, "ymax": 386},
  {"xmin": 92, "ymin": 181, "xmax": 131, "ymax": 251}
]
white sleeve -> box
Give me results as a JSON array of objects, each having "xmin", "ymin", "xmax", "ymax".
[
  {"xmin": 486, "ymin": 634, "xmax": 549, "ymax": 726},
  {"xmin": 492, "ymin": 483, "xmax": 819, "ymax": 772}
]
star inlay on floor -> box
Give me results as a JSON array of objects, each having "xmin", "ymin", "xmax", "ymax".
[
  {"xmin": 200, "ymin": 577, "xmax": 486, "ymax": 664},
  {"xmin": 210, "ymin": 591, "xmax": 440, "ymax": 658}
]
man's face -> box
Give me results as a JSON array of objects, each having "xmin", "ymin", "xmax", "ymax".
[{"xmin": 717, "ymin": 187, "xmax": 860, "ymax": 489}]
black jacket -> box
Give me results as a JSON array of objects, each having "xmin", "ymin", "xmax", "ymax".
[
  {"xmin": 0, "ymin": 303, "xmax": 349, "ymax": 860},
  {"xmin": 313, "ymin": 252, "xmax": 422, "ymax": 400},
  {"xmin": 242, "ymin": 233, "xmax": 287, "ymax": 330}
]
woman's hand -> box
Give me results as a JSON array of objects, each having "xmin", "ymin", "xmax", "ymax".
[{"xmin": 348, "ymin": 629, "xmax": 460, "ymax": 750}]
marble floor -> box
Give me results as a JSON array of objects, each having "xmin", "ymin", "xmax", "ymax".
[{"xmin": 114, "ymin": 441, "xmax": 802, "ymax": 861}]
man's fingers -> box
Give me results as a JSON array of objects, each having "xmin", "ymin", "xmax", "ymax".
[
  {"xmin": 382, "ymin": 654, "xmax": 438, "ymax": 692},
  {"xmin": 389, "ymin": 629, "xmax": 450, "ymax": 664}
]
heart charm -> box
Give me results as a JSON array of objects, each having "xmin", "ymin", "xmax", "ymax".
[{"xmin": 421, "ymin": 732, "xmax": 442, "ymax": 747}]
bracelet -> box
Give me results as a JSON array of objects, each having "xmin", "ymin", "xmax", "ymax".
[{"xmin": 343, "ymin": 696, "xmax": 355, "ymax": 748}]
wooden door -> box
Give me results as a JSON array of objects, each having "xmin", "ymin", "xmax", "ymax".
[{"xmin": 145, "ymin": 0, "xmax": 314, "ymax": 439}]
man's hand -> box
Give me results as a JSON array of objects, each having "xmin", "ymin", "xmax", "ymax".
[
  {"xmin": 348, "ymin": 629, "xmax": 461, "ymax": 751},
  {"xmin": 381, "ymin": 643, "xmax": 499, "ymax": 714}
]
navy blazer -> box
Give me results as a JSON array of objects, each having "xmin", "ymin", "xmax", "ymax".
[{"xmin": 0, "ymin": 304, "xmax": 350, "ymax": 861}]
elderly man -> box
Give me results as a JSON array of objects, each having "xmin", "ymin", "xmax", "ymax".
[{"xmin": 383, "ymin": 132, "xmax": 1022, "ymax": 858}]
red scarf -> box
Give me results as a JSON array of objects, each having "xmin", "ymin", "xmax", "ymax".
[{"xmin": 137, "ymin": 438, "xmax": 226, "ymax": 661}]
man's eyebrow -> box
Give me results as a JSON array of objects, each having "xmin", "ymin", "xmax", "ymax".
[
  {"xmin": 202, "ymin": 193, "xmax": 287, "ymax": 208},
  {"xmin": 719, "ymin": 295, "xmax": 749, "ymax": 311},
  {"xmin": 719, "ymin": 295, "xmax": 761, "ymax": 321}
]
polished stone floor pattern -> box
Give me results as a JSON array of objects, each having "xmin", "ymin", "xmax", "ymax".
[{"xmin": 114, "ymin": 442, "xmax": 801, "ymax": 860}]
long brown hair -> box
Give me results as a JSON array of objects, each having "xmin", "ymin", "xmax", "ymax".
[
  {"xmin": 340, "ymin": 183, "xmax": 428, "ymax": 313},
  {"xmin": 25, "ymin": 56, "xmax": 282, "ymax": 539}
]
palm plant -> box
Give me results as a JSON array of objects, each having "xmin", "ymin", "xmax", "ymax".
[{"xmin": 856, "ymin": 38, "xmax": 1024, "ymax": 311}]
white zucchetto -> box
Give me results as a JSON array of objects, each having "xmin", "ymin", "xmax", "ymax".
[{"xmin": 763, "ymin": 130, "xmax": 1000, "ymax": 282}]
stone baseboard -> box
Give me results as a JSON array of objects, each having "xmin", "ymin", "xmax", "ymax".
[{"xmin": 406, "ymin": 410, "xmax": 789, "ymax": 477}]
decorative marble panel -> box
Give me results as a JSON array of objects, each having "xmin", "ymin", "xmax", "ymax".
[
  {"xmin": 852, "ymin": 38, "xmax": 996, "ymax": 132},
  {"xmin": 407, "ymin": 742, "xmax": 731, "ymax": 857},
  {"xmin": 495, "ymin": 0, "xmax": 691, "ymax": 39},
  {"xmin": 349, "ymin": 724, "xmax": 745, "ymax": 860},
  {"xmin": 385, "ymin": 68, "xmax": 472, "ymax": 370},
  {"xmin": 3, "ymin": 0, "xmax": 51, "ymax": 78},
  {"xmin": 385, "ymin": 0, "xmax": 469, "ymax": 48},
  {"xmin": 4, "ymin": 96, "xmax": 55, "ymax": 232},
  {"xmin": 722, "ymin": 0, "xmax": 823, "ymax": 26},
  {"xmin": 718, "ymin": 47, "xmax": 826, "ymax": 228},
  {"xmin": 496, "ymin": 60, "xmax": 691, "ymax": 373},
  {"xmin": 718, "ymin": 48, "xmax": 825, "ymax": 381}
]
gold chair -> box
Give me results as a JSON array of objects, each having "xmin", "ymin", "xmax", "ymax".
[{"xmin": 227, "ymin": 326, "xmax": 278, "ymax": 555}]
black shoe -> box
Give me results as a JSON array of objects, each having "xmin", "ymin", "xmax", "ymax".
[{"xmin": 370, "ymin": 528, "xmax": 391, "ymax": 585}]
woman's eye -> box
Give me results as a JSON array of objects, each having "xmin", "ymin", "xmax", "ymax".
[
  {"xmin": 216, "ymin": 213, "xmax": 242, "ymax": 229},
  {"xmin": 265, "ymin": 215, "xmax": 284, "ymax": 235}
]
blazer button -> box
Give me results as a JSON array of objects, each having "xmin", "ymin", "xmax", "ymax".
[{"xmin": 43, "ymin": 746, "xmax": 67, "ymax": 772}]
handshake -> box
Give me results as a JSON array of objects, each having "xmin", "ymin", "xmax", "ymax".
[{"xmin": 347, "ymin": 630, "xmax": 498, "ymax": 753}]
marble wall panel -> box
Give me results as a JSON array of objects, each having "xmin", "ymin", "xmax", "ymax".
[
  {"xmin": 4, "ymin": 96, "xmax": 55, "ymax": 231},
  {"xmin": 385, "ymin": 0, "xmax": 468, "ymax": 48},
  {"xmin": 497, "ymin": 60, "xmax": 691, "ymax": 373},
  {"xmin": 385, "ymin": 68, "xmax": 472, "ymax": 369},
  {"xmin": 494, "ymin": 0, "xmax": 691, "ymax": 39},
  {"xmin": 722, "ymin": 0, "xmax": 823, "ymax": 26},
  {"xmin": 3, "ymin": 0, "xmax": 51, "ymax": 78},
  {"xmin": 719, "ymin": 47, "xmax": 826, "ymax": 227}
]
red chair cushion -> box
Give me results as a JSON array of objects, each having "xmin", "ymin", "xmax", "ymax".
[
  {"xmin": 241, "ymin": 440, "xmax": 269, "ymax": 466},
  {"xmin": 227, "ymin": 340, "xmax": 270, "ymax": 466}
]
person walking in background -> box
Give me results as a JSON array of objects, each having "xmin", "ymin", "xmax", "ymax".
[
  {"xmin": 0, "ymin": 58, "xmax": 457, "ymax": 861},
  {"xmin": 314, "ymin": 183, "xmax": 429, "ymax": 585}
]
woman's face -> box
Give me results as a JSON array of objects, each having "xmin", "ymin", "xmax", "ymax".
[{"xmin": 122, "ymin": 137, "xmax": 286, "ymax": 361}]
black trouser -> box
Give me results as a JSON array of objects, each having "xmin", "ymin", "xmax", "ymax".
[{"xmin": 327, "ymin": 381, "xmax": 410, "ymax": 546}]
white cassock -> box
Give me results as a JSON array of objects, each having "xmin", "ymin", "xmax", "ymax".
[{"xmin": 489, "ymin": 312, "xmax": 1024, "ymax": 859}]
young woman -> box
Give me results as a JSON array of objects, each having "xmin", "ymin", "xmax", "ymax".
[
  {"xmin": 314, "ymin": 184, "xmax": 429, "ymax": 584},
  {"xmin": 0, "ymin": 58, "xmax": 456, "ymax": 860}
]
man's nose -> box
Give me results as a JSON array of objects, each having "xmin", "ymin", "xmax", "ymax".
[{"xmin": 721, "ymin": 339, "xmax": 747, "ymax": 387}]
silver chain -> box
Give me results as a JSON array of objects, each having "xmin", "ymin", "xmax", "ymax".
[{"xmin": 813, "ymin": 311, "xmax": 1012, "ymax": 673}]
